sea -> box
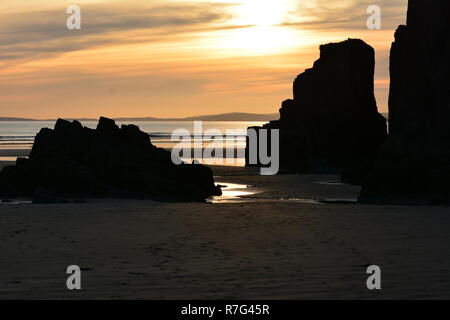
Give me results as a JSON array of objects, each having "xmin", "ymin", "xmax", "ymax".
[{"xmin": 0, "ymin": 121, "xmax": 266, "ymax": 166}]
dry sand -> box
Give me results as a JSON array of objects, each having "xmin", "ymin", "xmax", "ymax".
[{"xmin": 1, "ymin": 164, "xmax": 450, "ymax": 299}]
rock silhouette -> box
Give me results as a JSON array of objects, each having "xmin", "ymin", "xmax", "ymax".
[
  {"xmin": 246, "ymin": 39, "xmax": 387, "ymax": 182},
  {"xmin": 359, "ymin": 0, "xmax": 450, "ymax": 205},
  {"xmin": 0, "ymin": 117, "xmax": 221, "ymax": 202}
]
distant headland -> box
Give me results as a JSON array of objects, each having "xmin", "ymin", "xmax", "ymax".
[{"xmin": 0, "ymin": 112, "xmax": 279, "ymax": 122}]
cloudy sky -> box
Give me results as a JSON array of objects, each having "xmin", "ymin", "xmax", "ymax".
[{"xmin": 0, "ymin": 0, "xmax": 407, "ymax": 119}]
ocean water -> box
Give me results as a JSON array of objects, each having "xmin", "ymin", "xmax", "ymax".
[{"xmin": 0, "ymin": 120, "xmax": 266, "ymax": 166}]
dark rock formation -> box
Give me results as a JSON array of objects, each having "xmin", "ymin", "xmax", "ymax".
[
  {"xmin": 0, "ymin": 117, "xmax": 221, "ymax": 202},
  {"xmin": 359, "ymin": 1, "xmax": 450, "ymax": 205},
  {"xmin": 246, "ymin": 39, "xmax": 387, "ymax": 182}
]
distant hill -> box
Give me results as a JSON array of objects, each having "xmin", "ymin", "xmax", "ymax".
[
  {"xmin": 0, "ymin": 117, "xmax": 38, "ymax": 121},
  {"xmin": 0, "ymin": 112, "xmax": 278, "ymax": 122},
  {"xmin": 159, "ymin": 112, "xmax": 279, "ymax": 121},
  {"xmin": 0, "ymin": 112, "xmax": 388, "ymax": 122}
]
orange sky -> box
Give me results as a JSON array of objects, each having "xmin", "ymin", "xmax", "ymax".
[{"xmin": 0, "ymin": 0, "xmax": 407, "ymax": 119}]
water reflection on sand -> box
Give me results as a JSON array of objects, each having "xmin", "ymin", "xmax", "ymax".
[
  {"xmin": 209, "ymin": 180, "xmax": 357, "ymax": 204},
  {"xmin": 208, "ymin": 182, "xmax": 254, "ymax": 203}
]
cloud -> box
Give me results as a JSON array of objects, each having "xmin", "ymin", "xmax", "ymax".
[
  {"xmin": 0, "ymin": 1, "xmax": 236, "ymax": 64},
  {"xmin": 281, "ymin": 0, "xmax": 407, "ymax": 31},
  {"xmin": 0, "ymin": 0, "xmax": 409, "ymax": 117},
  {"xmin": 0, "ymin": 0, "xmax": 408, "ymax": 65}
]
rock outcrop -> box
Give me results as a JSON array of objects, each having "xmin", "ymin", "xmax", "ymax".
[
  {"xmin": 0, "ymin": 117, "xmax": 221, "ymax": 202},
  {"xmin": 247, "ymin": 39, "xmax": 387, "ymax": 182},
  {"xmin": 359, "ymin": 0, "xmax": 450, "ymax": 204}
]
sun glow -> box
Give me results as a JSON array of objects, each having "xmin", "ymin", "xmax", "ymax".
[
  {"xmin": 211, "ymin": 0, "xmax": 302, "ymax": 54},
  {"xmin": 217, "ymin": 26, "xmax": 300, "ymax": 54},
  {"xmin": 232, "ymin": 0, "xmax": 293, "ymax": 27}
]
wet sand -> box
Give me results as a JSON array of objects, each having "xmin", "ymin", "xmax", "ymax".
[
  {"xmin": 0, "ymin": 149, "xmax": 30, "ymax": 157},
  {"xmin": 1, "ymin": 164, "xmax": 450, "ymax": 299}
]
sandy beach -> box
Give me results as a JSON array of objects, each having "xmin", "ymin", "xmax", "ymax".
[{"xmin": 1, "ymin": 161, "xmax": 450, "ymax": 299}]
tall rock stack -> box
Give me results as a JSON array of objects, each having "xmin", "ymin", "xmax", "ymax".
[
  {"xmin": 359, "ymin": 0, "xmax": 450, "ymax": 204},
  {"xmin": 247, "ymin": 39, "xmax": 387, "ymax": 182}
]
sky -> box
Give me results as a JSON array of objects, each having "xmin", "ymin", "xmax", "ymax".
[{"xmin": 0, "ymin": 0, "xmax": 407, "ymax": 119}]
